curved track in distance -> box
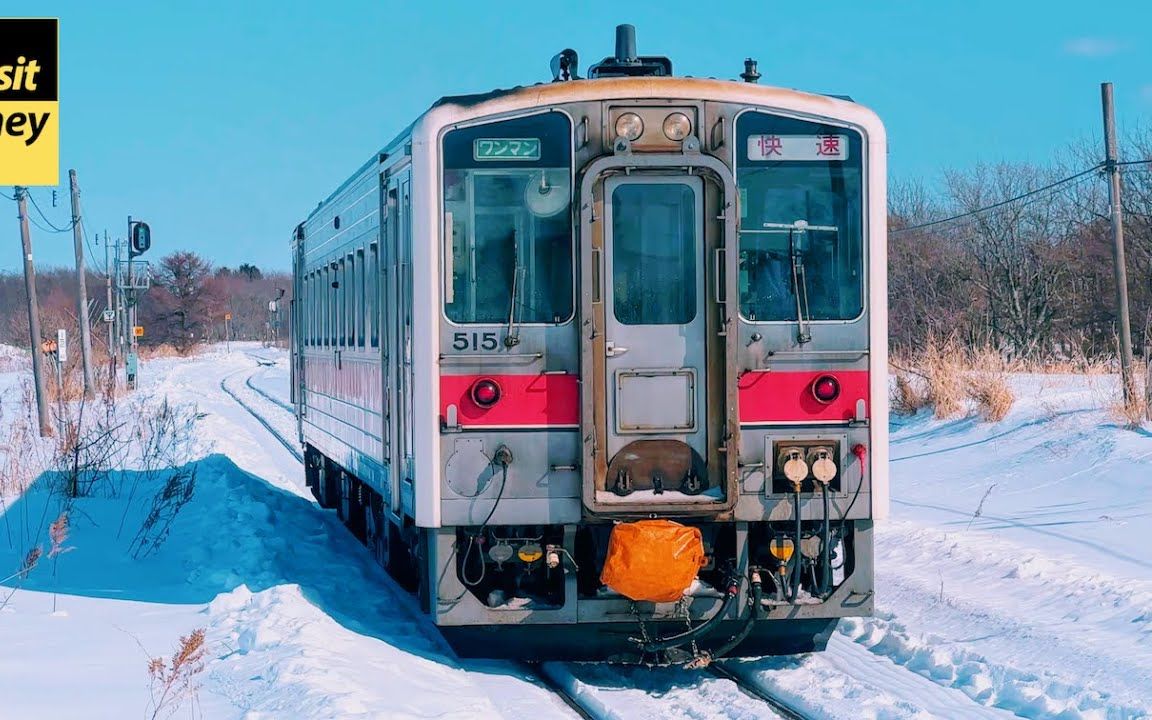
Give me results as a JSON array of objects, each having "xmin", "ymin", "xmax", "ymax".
[{"xmin": 219, "ymin": 368, "xmax": 303, "ymax": 463}]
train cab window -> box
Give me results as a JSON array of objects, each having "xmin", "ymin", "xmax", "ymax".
[
  {"xmin": 735, "ymin": 112, "xmax": 864, "ymax": 322},
  {"xmin": 441, "ymin": 112, "xmax": 573, "ymax": 325}
]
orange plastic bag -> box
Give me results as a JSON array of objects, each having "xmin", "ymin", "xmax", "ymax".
[{"xmin": 599, "ymin": 519, "xmax": 706, "ymax": 602}]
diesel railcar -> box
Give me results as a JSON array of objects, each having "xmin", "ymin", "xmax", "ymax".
[{"xmin": 290, "ymin": 25, "xmax": 888, "ymax": 664}]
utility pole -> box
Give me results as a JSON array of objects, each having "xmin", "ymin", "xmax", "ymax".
[
  {"xmin": 1101, "ymin": 82, "xmax": 1136, "ymax": 406},
  {"xmin": 104, "ymin": 232, "xmax": 114, "ymax": 360},
  {"xmin": 15, "ymin": 187, "xmax": 53, "ymax": 436},
  {"xmin": 68, "ymin": 169, "xmax": 96, "ymax": 398}
]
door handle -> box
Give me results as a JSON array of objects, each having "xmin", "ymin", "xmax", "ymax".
[{"xmin": 606, "ymin": 341, "xmax": 629, "ymax": 357}]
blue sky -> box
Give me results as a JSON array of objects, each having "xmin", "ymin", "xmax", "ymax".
[{"xmin": 3, "ymin": 0, "xmax": 1150, "ymax": 272}]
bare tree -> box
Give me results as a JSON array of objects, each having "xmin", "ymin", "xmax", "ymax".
[{"xmin": 943, "ymin": 163, "xmax": 1078, "ymax": 360}]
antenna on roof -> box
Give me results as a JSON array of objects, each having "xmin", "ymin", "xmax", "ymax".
[
  {"xmin": 741, "ymin": 58, "xmax": 761, "ymax": 84},
  {"xmin": 615, "ymin": 24, "xmax": 637, "ymax": 63},
  {"xmin": 588, "ymin": 24, "xmax": 672, "ymax": 79}
]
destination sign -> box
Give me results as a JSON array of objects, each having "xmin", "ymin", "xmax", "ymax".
[
  {"xmin": 473, "ymin": 138, "xmax": 541, "ymax": 161},
  {"xmin": 747, "ymin": 134, "xmax": 849, "ymax": 162}
]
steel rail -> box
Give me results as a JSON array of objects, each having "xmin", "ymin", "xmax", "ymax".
[
  {"xmin": 521, "ymin": 662, "xmax": 599, "ymax": 720},
  {"xmin": 244, "ymin": 371, "xmax": 295, "ymax": 413},
  {"xmin": 219, "ymin": 368, "xmax": 303, "ymax": 463},
  {"xmin": 707, "ymin": 663, "xmax": 812, "ymax": 720}
]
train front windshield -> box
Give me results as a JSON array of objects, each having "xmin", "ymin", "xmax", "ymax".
[
  {"xmin": 736, "ymin": 112, "xmax": 865, "ymax": 323},
  {"xmin": 442, "ymin": 112, "xmax": 574, "ymax": 325}
]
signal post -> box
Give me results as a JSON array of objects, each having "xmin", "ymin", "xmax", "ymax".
[{"xmin": 121, "ymin": 217, "xmax": 151, "ymax": 389}]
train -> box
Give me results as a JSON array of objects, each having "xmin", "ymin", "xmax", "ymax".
[{"xmin": 290, "ymin": 24, "xmax": 888, "ymax": 665}]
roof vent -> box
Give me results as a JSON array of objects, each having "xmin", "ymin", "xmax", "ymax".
[{"xmin": 589, "ymin": 24, "xmax": 672, "ymax": 79}]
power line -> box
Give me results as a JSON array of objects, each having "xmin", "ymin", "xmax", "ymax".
[
  {"xmin": 26, "ymin": 190, "xmax": 77, "ymax": 233},
  {"xmin": 891, "ymin": 164, "xmax": 1104, "ymax": 235}
]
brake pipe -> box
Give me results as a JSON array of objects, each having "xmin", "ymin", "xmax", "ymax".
[
  {"xmin": 789, "ymin": 488, "xmax": 802, "ymax": 602},
  {"xmin": 819, "ymin": 482, "xmax": 832, "ymax": 597},
  {"xmin": 635, "ymin": 576, "xmax": 741, "ymax": 654},
  {"xmin": 700, "ymin": 570, "xmax": 765, "ymax": 663}
]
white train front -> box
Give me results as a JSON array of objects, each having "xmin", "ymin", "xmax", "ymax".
[{"xmin": 290, "ymin": 25, "xmax": 888, "ymax": 664}]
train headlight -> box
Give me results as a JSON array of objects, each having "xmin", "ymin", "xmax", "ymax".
[
  {"xmin": 470, "ymin": 378, "xmax": 502, "ymax": 408},
  {"xmin": 811, "ymin": 374, "xmax": 841, "ymax": 404},
  {"xmin": 662, "ymin": 112, "xmax": 692, "ymax": 141},
  {"xmin": 614, "ymin": 112, "xmax": 644, "ymax": 141}
]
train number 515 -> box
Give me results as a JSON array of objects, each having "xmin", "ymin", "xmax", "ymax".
[{"xmin": 452, "ymin": 332, "xmax": 499, "ymax": 351}]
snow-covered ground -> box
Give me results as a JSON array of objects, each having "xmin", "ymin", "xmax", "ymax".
[{"xmin": 2, "ymin": 347, "xmax": 1150, "ymax": 719}]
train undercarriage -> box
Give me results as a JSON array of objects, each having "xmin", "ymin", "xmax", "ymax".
[{"xmin": 303, "ymin": 444, "xmax": 872, "ymax": 664}]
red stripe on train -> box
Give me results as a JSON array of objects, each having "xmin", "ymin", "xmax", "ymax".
[
  {"xmin": 738, "ymin": 370, "xmax": 869, "ymax": 424},
  {"xmin": 440, "ymin": 374, "xmax": 580, "ymax": 427}
]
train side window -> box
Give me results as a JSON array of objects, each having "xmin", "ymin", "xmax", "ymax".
[
  {"xmin": 347, "ymin": 253, "xmax": 357, "ymax": 348},
  {"xmin": 356, "ymin": 248, "xmax": 367, "ymax": 349},
  {"xmin": 336, "ymin": 256, "xmax": 345, "ymax": 347},
  {"xmin": 304, "ymin": 273, "xmax": 312, "ymax": 346},
  {"xmin": 329, "ymin": 262, "xmax": 338, "ymax": 346},
  {"xmin": 312, "ymin": 272, "xmax": 319, "ymax": 346},
  {"xmin": 368, "ymin": 243, "xmax": 379, "ymax": 347}
]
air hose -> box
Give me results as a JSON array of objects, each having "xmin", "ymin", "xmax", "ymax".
[
  {"xmin": 788, "ymin": 489, "xmax": 802, "ymax": 602},
  {"xmin": 636, "ymin": 577, "xmax": 741, "ymax": 654},
  {"xmin": 820, "ymin": 482, "xmax": 832, "ymax": 597},
  {"xmin": 701, "ymin": 571, "xmax": 765, "ymax": 662}
]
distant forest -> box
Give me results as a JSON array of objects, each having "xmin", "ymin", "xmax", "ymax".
[{"xmin": 0, "ymin": 253, "xmax": 291, "ymax": 351}]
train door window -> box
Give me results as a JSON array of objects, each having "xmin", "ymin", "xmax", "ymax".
[
  {"xmin": 735, "ymin": 112, "xmax": 864, "ymax": 322},
  {"xmin": 611, "ymin": 183, "xmax": 697, "ymax": 325},
  {"xmin": 368, "ymin": 243, "xmax": 379, "ymax": 347},
  {"xmin": 441, "ymin": 112, "xmax": 573, "ymax": 325}
]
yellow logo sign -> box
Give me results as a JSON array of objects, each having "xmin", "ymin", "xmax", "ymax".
[
  {"xmin": 0, "ymin": 18, "xmax": 58, "ymax": 185},
  {"xmin": 133, "ymin": 326, "xmax": 144, "ymax": 338}
]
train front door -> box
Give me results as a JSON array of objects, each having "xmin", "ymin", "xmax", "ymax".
[{"xmin": 601, "ymin": 176, "xmax": 708, "ymax": 497}]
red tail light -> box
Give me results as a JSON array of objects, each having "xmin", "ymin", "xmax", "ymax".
[
  {"xmin": 811, "ymin": 375, "xmax": 841, "ymax": 404},
  {"xmin": 470, "ymin": 379, "xmax": 502, "ymax": 408}
]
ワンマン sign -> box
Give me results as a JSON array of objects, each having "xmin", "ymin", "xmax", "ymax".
[{"xmin": 0, "ymin": 18, "xmax": 58, "ymax": 185}]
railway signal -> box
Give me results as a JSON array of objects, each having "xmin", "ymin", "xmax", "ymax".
[{"xmin": 129, "ymin": 220, "xmax": 151, "ymax": 257}]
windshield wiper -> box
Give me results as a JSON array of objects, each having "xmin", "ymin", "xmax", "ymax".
[
  {"xmin": 505, "ymin": 229, "xmax": 524, "ymax": 347},
  {"xmin": 759, "ymin": 220, "xmax": 838, "ymax": 344},
  {"xmin": 788, "ymin": 223, "xmax": 813, "ymax": 345}
]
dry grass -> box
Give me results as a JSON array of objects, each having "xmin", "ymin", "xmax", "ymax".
[
  {"xmin": 1109, "ymin": 377, "xmax": 1149, "ymax": 429},
  {"xmin": 139, "ymin": 343, "xmax": 202, "ymax": 360},
  {"xmin": 891, "ymin": 372, "xmax": 929, "ymax": 415},
  {"xmin": 892, "ymin": 340, "xmax": 1015, "ymax": 422},
  {"xmin": 963, "ymin": 348, "xmax": 1016, "ymax": 422},
  {"xmin": 147, "ymin": 628, "xmax": 207, "ymax": 720}
]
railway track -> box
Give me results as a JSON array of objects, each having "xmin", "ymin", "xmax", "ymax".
[
  {"xmin": 707, "ymin": 663, "xmax": 809, "ymax": 720},
  {"xmin": 218, "ymin": 367, "xmax": 303, "ymax": 463},
  {"xmin": 217, "ymin": 360, "xmax": 824, "ymax": 720}
]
